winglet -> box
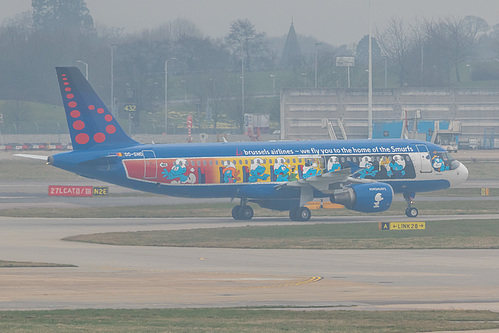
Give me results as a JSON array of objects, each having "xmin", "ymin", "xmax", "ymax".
[{"xmin": 56, "ymin": 67, "xmax": 139, "ymax": 150}]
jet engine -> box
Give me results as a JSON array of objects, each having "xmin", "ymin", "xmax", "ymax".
[{"xmin": 331, "ymin": 182, "xmax": 393, "ymax": 213}]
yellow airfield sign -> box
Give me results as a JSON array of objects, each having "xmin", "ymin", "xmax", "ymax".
[{"xmin": 379, "ymin": 222, "xmax": 426, "ymax": 231}]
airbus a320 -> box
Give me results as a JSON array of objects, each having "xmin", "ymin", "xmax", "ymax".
[{"xmin": 43, "ymin": 67, "xmax": 468, "ymax": 221}]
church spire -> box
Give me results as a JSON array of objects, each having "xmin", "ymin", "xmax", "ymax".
[{"xmin": 279, "ymin": 20, "xmax": 303, "ymax": 69}]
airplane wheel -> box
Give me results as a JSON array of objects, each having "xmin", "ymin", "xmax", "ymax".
[
  {"xmin": 239, "ymin": 205, "xmax": 254, "ymax": 220},
  {"xmin": 405, "ymin": 207, "xmax": 418, "ymax": 218},
  {"xmin": 232, "ymin": 205, "xmax": 242, "ymax": 220},
  {"xmin": 296, "ymin": 207, "xmax": 311, "ymax": 222}
]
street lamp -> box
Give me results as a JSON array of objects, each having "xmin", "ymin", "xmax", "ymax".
[
  {"xmin": 367, "ymin": 0, "xmax": 373, "ymax": 139},
  {"xmin": 270, "ymin": 74, "xmax": 276, "ymax": 95},
  {"xmin": 110, "ymin": 44, "xmax": 116, "ymax": 116},
  {"xmin": 314, "ymin": 42, "xmax": 322, "ymax": 88},
  {"xmin": 164, "ymin": 58, "xmax": 176, "ymax": 134},
  {"xmin": 302, "ymin": 73, "xmax": 307, "ymax": 87},
  {"xmin": 76, "ymin": 60, "xmax": 88, "ymax": 80}
]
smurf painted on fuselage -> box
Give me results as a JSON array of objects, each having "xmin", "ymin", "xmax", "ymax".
[
  {"xmin": 222, "ymin": 160, "xmax": 240, "ymax": 183},
  {"xmin": 302, "ymin": 161, "xmax": 319, "ymax": 179},
  {"xmin": 432, "ymin": 153, "xmax": 449, "ymax": 172},
  {"xmin": 249, "ymin": 158, "xmax": 270, "ymax": 182},
  {"xmin": 357, "ymin": 156, "xmax": 378, "ymax": 179},
  {"xmin": 387, "ymin": 154, "xmax": 406, "ymax": 178},
  {"xmin": 273, "ymin": 157, "xmax": 290, "ymax": 182},
  {"xmin": 327, "ymin": 156, "xmax": 341, "ymax": 173},
  {"xmin": 163, "ymin": 158, "xmax": 196, "ymax": 184}
]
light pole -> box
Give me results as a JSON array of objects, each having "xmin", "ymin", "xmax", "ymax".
[
  {"xmin": 367, "ymin": 0, "xmax": 373, "ymax": 139},
  {"xmin": 302, "ymin": 73, "xmax": 307, "ymax": 87},
  {"xmin": 314, "ymin": 42, "xmax": 322, "ymax": 88},
  {"xmin": 270, "ymin": 74, "xmax": 276, "ymax": 95},
  {"xmin": 76, "ymin": 60, "xmax": 88, "ymax": 80},
  {"xmin": 164, "ymin": 58, "xmax": 176, "ymax": 134},
  {"xmin": 383, "ymin": 56, "xmax": 387, "ymax": 88},
  {"xmin": 110, "ymin": 44, "xmax": 116, "ymax": 116}
]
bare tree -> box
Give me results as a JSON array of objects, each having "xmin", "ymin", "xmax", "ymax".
[
  {"xmin": 225, "ymin": 19, "xmax": 270, "ymax": 71},
  {"xmin": 376, "ymin": 18, "xmax": 413, "ymax": 87},
  {"xmin": 145, "ymin": 18, "xmax": 203, "ymax": 42},
  {"xmin": 439, "ymin": 16, "xmax": 488, "ymax": 82}
]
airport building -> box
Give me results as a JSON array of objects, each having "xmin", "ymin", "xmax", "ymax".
[{"xmin": 280, "ymin": 87, "xmax": 499, "ymax": 148}]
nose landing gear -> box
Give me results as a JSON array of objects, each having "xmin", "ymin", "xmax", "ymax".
[{"xmin": 404, "ymin": 192, "xmax": 418, "ymax": 217}]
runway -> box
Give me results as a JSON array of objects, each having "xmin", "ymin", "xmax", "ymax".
[{"xmin": 1, "ymin": 215, "xmax": 499, "ymax": 311}]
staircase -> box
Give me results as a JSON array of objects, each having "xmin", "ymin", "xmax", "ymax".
[{"xmin": 321, "ymin": 118, "xmax": 347, "ymax": 140}]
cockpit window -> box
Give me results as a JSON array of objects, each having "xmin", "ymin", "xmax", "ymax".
[{"xmin": 431, "ymin": 151, "xmax": 457, "ymax": 171}]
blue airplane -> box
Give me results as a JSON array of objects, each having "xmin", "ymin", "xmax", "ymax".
[{"xmin": 45, "ymin": 67, "xmax": 468, "ymax": 221}]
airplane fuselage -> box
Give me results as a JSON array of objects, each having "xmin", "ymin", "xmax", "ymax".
[{"xmin": 50, "ymin": 138, "xmax": 468, "ymax": 201}]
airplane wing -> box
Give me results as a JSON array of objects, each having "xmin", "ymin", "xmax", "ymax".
[
  {"xmin": 280, "ymin": 167, "xmax": 354, "ymax": 194},
  {"xmin": 13, "ymin": 153, "xmax": 49, "ymax": 161}
]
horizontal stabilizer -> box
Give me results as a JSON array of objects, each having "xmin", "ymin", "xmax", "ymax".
[{"xmin": 13, "ymin": 153, "xmax": 48, "ymax": 161}]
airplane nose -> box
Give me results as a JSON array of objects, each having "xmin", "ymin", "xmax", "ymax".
[{"xmin": 456, "ymin": 160, "xmax": 469, "ymax": 184}]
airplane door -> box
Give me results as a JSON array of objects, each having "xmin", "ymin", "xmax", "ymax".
[
  {"xmin": 416, "ymin": 144, "xmax": 432, "ymax": 173},
  {"xmin": 142, "ymin": 150, "xmax": 157, "ymax": 179}
]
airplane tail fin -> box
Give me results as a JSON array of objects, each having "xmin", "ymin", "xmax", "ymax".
[{"xmin": 56, "ymin": 67, "xmax": 138, "ymax": 150}]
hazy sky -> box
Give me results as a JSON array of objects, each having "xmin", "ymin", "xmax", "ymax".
[{"xmin": 2, "ymin": 0, "xmax": 499, "ymax": 45}]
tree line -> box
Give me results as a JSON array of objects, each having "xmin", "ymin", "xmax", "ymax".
[{"xmin": 1, "ymin": 0, "xmax": 499, "ymax": 134}]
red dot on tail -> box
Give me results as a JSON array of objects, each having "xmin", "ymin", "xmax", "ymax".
[
  {"xmin": 68, "ymin": 101, "xmax": 77, "ymax": 108},
  {"xmin": 88, "ymin": 105, "xmax": 95, "ymax": 110},
  {"xmin": 105, "ymin": 114, "xmax": 113, "ymax": 122},
  {"xmin": 106, "ymin": 125, "xmax": 116, "ymax": 134},
  {"xmin": 75, "ymin": 133, "xmax": 89, "ymax": 145},
  {"xmin": 94, "ymin": 132, "xmax": 106, "ymax": 143},
  {"xmin": 70, "ymin": 110, "xmax": 80, "ymax": 118},
  {"xmin": 64, "ymin": 82, "xmax": 69, "ymax": 86},
  {"xmin": 73, "ymin": 120, "xmax": 85, "ymax": 130},
  {"xmin": 65, "ymin": 87, "xmax": 71, "ymax": 92},
  {"xmin": 66, "ymin": 93, "xmax": 74, "ymax": 99},
  {"xmin": 97, "ymin": 108, "xmax": 104, "ymax": 114},
  {"xmin": 63, "ymin": 78, "xmax": 67, "ymax": 81},
  {"xmin": 62, "ymin": 74, "xmax": 66, "ymax": 77}
]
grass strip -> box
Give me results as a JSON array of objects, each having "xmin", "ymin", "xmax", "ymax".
[
  {"xmin": 0, "ymin": 308, "xmax": 498, "ymax": 333},
  {"xmin": 0, "ymin": 260, "xmax": 76, "ymax": 268},
  {"xmin": 1, "ymin": 198, "xmax": 499, "ymax": 218},
  {"xmin": 64, "ymin": 219, "xmax": 499, "ymax": 249}
]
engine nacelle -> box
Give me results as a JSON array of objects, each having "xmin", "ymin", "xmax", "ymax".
[{"xmin": 331, "ymin": 182, "xmax": 393, "ymax": 213}]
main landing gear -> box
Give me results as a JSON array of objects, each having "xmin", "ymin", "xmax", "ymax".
[
  {"xmin": 231, "ymin": 199, "xmax": 254, "ymax": 220},
  {"xmin": 404, "ymin": 192, "xmax": 418, "ymax": 217},
  {"xmin": 289, "ymin": 206, "xmax": 311, "ymax": 221}
]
